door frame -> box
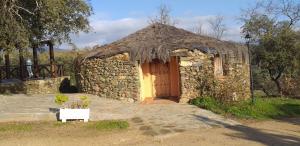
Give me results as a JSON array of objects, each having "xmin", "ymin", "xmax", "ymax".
[{"xmin": 139, "ymin": 57, "xmax": 180, "ymax": 101}]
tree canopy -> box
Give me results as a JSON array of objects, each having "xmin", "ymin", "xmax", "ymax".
[
  {"xmin": 241, "ymin": 0, "xmax": 300, "ymax": 96},
  {"xmin": 0, "ymin": 0, "xmax": 92, "ymax": 51}
]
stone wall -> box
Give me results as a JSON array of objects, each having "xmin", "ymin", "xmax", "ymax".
[
  {"xmin": 216, "ymin": 50, "xmax": 251, "ymax": 101},
  {"xmin": 76, "ymin": 53, "xmax": 140, "ymax": 102},
  {"xmin": 0, "ymin": 76, "xmax": 69, "ymax": 94},
  {"xmin": 76, "ymin": 50, "xmax": 250, "ymax": 103},
  {"xmin": 177, "ymin": 49, "xmax": 215, "ymax": 103},
  {"xmin": 216, "ymin": 63, "xmax": 251, "ymax": 102},
  {"xmin": 176, "ymin": 49, "xmax": 251, "ymax": 103}
]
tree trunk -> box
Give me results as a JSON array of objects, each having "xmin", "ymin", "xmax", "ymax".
[
  {"xmin": 268, "ymin": 68, "xmax": 284, "ymax": 97},
  {"xmin": 5, "ymin": 52, "xmax": 10, "ymax": 79},
  {"xmin": 273, "ymin": 79, "xmax": 283, "ymax": 97},
  {"xmin": 261, "ymin": 86, "xmax": 271, "ymax": 96}
]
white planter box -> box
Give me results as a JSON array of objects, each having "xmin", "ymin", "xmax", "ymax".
[{"xmin": 59, "ymin": 108, "xmax": 90, "ymax": 123}]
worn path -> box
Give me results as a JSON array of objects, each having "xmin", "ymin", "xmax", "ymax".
[
  {"xmin": 0, "ymin": 94, "xmax": 238, "ymax": 135},
  {"xmin": 1, "ymin": 94, "xmax": 299, "ymax": 146}
]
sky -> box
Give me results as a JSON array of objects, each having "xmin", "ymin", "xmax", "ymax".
[{"xmin": 60, "ymin": 0, "xmax": 259, "ymax": 49}]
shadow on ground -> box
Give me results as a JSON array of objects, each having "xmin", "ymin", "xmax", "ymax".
[
  {"xmin": 49, "ymin": 108, "xmax": 60, "ymax": 121},
  {"xmin": 130, "ymin": 117, "xmax": 185, "ymax": 136},
  {"xmin": 194, "ymin": 115, "xmax": 300, "ymax": 146}
]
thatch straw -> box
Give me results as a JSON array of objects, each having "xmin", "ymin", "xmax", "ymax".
[{"xmin": 77, "ymin": 23, "xmax": 247, "ymax": 64}]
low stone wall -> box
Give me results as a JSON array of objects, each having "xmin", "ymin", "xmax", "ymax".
[
  {"xmin": 76, "ymin": 53, "xmax": 140, "ymax": 102},
  {"xmin": 0, "ymin": 76, "xmax": 69, "ymax": 94}
]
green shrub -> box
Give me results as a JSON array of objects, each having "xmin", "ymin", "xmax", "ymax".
[
  {"xmin": 55, "ymin": 94, "xmax": 90, "ymax": 109},
  {"xmin": 79, "ymin": 96, "xmax": 90, "ymax": 109},
  {"xmin": 191, "ymin": 96, "xmax": 300, "ymax": 119},
  {"xmin": 55, "ymin": 94, "xmax": 69, "ymax": 106},
  {"xmin": 190, "ymin": 96, "xmax": 225, "ymax": 114},
  {"xmin": 70, "ymin": 95, "xmax": 90, "ymax": 109}
]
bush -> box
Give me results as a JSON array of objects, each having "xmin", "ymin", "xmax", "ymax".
[
  {"xmin": 55, "ymin": 94, "xmax": 90, "ymax": 109},
  {"xmin": 190, "ymin": 96, "xmax": 225, "ymax": 114},
  {"xmin": 70, "ymin": 95, "xmax": 90, "ymax": 109},
  {"xmin": 55, "ymin": 94, "xmax": 69, "ymax": 106},
  {"xmin": 190, "ymin": 96, "xmax": 300, "ymax": 119}
]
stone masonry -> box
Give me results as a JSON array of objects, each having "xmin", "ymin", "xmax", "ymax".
[
  {"xmin": 0, "ymin": 76, "xmax": 69, "ymax": 94},
  {"xmin": 76, "ymin": 49, "xmax": 250, "ymax": 103},
  {"xmin": 76, "ymin": 53, "xmax": 140, "ymax": 102}
]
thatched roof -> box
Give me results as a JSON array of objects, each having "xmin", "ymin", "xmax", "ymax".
[{"xmin": 78, "ymin": 23, "xmax": 247, "ymax": 63}]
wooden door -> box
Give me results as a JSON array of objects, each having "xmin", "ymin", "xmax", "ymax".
[
  {"xmin": 150, "ymin": 61, "xmax": 170, "ymax": 97},
  {"xmin": 141, "ymin": 57, "xmax": 179, "ymax": 100}
]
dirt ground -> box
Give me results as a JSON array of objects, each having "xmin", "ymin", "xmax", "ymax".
[{"xmin": 0, "ymin": 118, "xmax": 299, "ymax": 146}]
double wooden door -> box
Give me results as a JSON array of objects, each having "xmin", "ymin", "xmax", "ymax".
[{"xmin": 141, "ymin": 58, "xmax": 180, "ymax": 99}]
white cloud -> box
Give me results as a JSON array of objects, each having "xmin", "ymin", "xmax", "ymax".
[
  {"xmin": 59, "ymin": 15, "xmax": 244, "ymax": 49},
  {"xmin": 60, "ymin": 18, "xmax": 148, "ymax": 49}
]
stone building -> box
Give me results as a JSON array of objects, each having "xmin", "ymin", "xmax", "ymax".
[{"xmin": 75, "ymin": 23, "xmax": 251, "ymax": 103}]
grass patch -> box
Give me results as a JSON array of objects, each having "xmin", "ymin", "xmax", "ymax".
[
  {"xmin": 86, "ymin": 120, "xmax": 129, "ymax": 131},
  {"xmin": 0, "ymin": 123, "xmax": 32, "ymax": 132},
  {"xmin": 190, "ymin": 96, "xmax": 300, "ymax": 119}
]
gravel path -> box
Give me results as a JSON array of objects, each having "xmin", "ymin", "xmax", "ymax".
[{"xmin": 0, "ymin": 94, "xmax": 239, "ymax": 136}]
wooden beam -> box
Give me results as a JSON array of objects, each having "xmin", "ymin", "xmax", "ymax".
[
  {"xmin": 48, "ymin": 41, "xmax": 56, "ymax": 77},
  {"xmin": 19, "ymin": 48, "xmax": 25, "ymax": 80},
  {"xmin": 33, "ymin": 46, "xmax": 39, "ymax": 78},
  {"xmin": 4, "ymin": 51, "xmax": 10, "ymax": 79}
]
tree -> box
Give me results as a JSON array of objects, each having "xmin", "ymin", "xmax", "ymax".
[
  {"xmin": 208, "ymin": 15, "xmax": 227, "ymax": 39},
  {"xmin": 0, "ymin": 0, "xmax": 31, "ymax": 50},
  {"xmin": 193, "ymin": 21, "xmax": 204, "ymax": 35},
  {"xmin": 0, "ymin": 0, "xmax": 92, "ymax": 51},
  {"xmin": 149, "ymin": 3, "xmax": 176, "ymax": 26},
  {"xmin": 241, "ymin": 0, "xmax": 300, "ymax": 96}
]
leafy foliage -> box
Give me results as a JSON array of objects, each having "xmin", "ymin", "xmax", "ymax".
[
  {"xmin": 55, "ymin": 94, "xmax": 69, "ymax": 106},
  {"xmin": 0, "ymin": 0, "xmax": 92, "ymax": 51},
  {"xmin": 241, "ymin": 0, "xmax": 300, "ymax": 96},
  {"xmin": 70, "ymin": 95, "xmax": 90, "ymax": 109},
  {"xmin": 55, "ymin": 94, "xmax": 90, "ymax": 109},
  {"xmin": 190, "ymin": 96, "xmax": 225, "ymax": 114}
]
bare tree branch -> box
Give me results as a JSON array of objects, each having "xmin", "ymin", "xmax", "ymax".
[
  {"xmin": 193, "ymin": 21, "xmax": 204, "ymax": 35},
  {"xmin": 208, "ymin": 15, "xmax": 227, "ymax": 39},
  {"xmin": 149, "ymin": 3, "xmax": 176, "ymax": 26}
]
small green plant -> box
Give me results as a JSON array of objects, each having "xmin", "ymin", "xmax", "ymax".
[
  {"xmin": 55, "ymin": 94, "xmax": 90, "ymax": 109},
  {"xmin": 79, "ymin": 96, "xmax": 90, "ymax": 109},
  {"xmin": 55, "ymin": 94, "xmax": 69, "ymax": 107},
  {"xmin": 70, "ymin": 95, "xmax": 90, "ymax": 109}
]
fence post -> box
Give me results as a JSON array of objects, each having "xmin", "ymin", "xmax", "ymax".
[
  {"xmin": 48, "ymin": 41, "xmax": 56, "ymax": 78},
  {"xmin": 19, "ymin": 48, "xmax": 25, "ymax": 80},
  {"xmin": 33, "ymin": 46, "xmax": 39, "ymax": 78},
  {"xmin": 5, "ymin": 51, "xmax": 10, "ymax": 79}
]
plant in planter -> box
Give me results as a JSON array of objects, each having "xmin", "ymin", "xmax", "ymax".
[{"xmin": 55, "ymin": 94, "xmax": 90, "ymax": 123}]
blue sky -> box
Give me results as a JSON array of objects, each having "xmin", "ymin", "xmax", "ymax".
[
  {"xmin": 91, "ymin": 0, "xmax": 252, "ymax": 19},
  {"xmin": 62, "ymin": 0, "xmax": 259, "ymax": 49}
]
